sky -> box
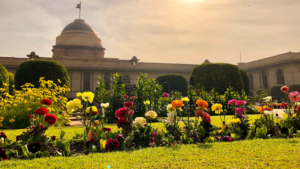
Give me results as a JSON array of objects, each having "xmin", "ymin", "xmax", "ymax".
[{"xmin": 0, "ymin": 0, "xmax": 300, "ymax": 65}]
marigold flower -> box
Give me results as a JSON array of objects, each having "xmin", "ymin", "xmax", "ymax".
[
  {"xmin": 172, "ymin": 100, "xmax": 184, "ymax": 111},
  {"xmin": 211, "ymin": 103, "xmax": 223, "ymax": 114},
  {"xmin": 145, "ymin": 111, "xmax": 158, "ymax": 119},
  {"xmin": 196, "ymin": 99, "xmax": 208, "ymax": 110}
]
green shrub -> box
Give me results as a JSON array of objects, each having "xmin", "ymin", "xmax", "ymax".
[
  {"xmin": 255, "ymin": 88, "xmax": 267, "ymax": 96},
  {"xmin": 0, "ymin": 63, "xmax": 9, "ymax": 92},
  {"xmin": 191, "ymin": 63, "xmax": 244, "ymax": 94},
  {"xmin": 162, "ymin": 82, "xmax": 170, "ymax": 93},
  {"xmin": 289, "ymin": 84, "xmax": 300, "ymax": 93},
  {"xmin": 270, "ymin": 85, "xmax": 285, "ymax": 102},
  {"xmin": 8, "ymin": 72, "xmax": 14, "ymax": 95},
  {"xmin": 15, "ymin": 60, "xmax": 69, "ymax": 90},
  {"xmin": 240, "ymin": 69, "xmax": 250, "ymax": 95},
  {"xmin": 156, "ymin": 74, "xmax": 188, "ymax": 96}
]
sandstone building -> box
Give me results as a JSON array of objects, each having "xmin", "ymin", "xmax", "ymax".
[
  {"xmin": 0, "ymin": 19, "xmax": 196, "ymax": 98},
  {"xmin": 237, "ymin": 52, "xmax": 300, "ymax": 95}
]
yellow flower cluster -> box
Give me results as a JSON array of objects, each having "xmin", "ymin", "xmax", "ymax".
[
  {"xmin": 230, "ymin": 118, "xmax": 241, "ymax": 124},
  {"xmin": 0, "ymin": 78, "xmax": 70, "ymax": 127},
  {"xmin": 77, "ymin": 92, "xmax": 94, "ymax": 103},
  {"xmin": 66, "ymin": 99, "xmax": 83, "ymax": 114}
]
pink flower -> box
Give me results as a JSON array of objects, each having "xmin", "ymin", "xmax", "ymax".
[
  {"xmin": 235, "ymin": 108, "xmax": 248, "ymax": 119},
  {"xmin": 236, "ymin": 100, "xmax": 247, "ymax": 106},
  {"xmin": 228, "ymin": 99, "xmax": 237, "ymax": 105},
  {"xmin": 296, "ymin": 106, "xmax": 300, "ymax": 112},
  {"xmin": 289, "ymin": 91, "xmax": 300, "ymax": 102}
]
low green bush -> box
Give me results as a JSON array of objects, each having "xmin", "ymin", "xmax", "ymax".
[
  {"xmin": 240, "ymin": 69, "xmax": 250, "ymax": 95},
  {"xmin": 156, "ymin": 74, "xmax": 188, "ymax": 96},
  {"xmin": 289, "ymin": 84, "xmax": 300, "ymax": 93}
]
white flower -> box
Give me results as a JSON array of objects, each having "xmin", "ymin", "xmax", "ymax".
[
  {"xmin": 263, "ymin": 96, "xmax": 272, "ymax": 103},
  {"xmin": 273, "ymin": 109, "xmax": 287, "ymax": 115},
  {"xmin": 274, "ymin": 113, "xmax": 283, "ymax": 120},
  {"xmin": 264, "ymin": 110, "xmax": 273, "ymax": 115},
  {"xmin": 133, "ymin": 117, "xmax": 147, "ymax": 126},
  {"xmin": 101, "ymin": 103, "xmax": 109, "ymax": 108}
]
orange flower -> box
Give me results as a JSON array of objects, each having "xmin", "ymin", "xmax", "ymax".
[
  {"xmin": 87, "ymin": 130, "xmax": 95, "ymax": 141},
  {"xmin": 256, "ymin": 106, "xmax": 272, "ymax": 114},
  {"xmin": 196, "ymin": 99, "xmax": 208, "ymax": 110},
  {"xmin": 172, "ymin": 100, "xmax": 184, "ymax": 111}
]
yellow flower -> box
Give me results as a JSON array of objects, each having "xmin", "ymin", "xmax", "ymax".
[
  {"xmin": 86, "ymin": 106, "xmax": 98, "ymax": 113},
  {"xmin": 99, "ymin": 139, "xmax": 106, "ymax": 152},
  {"xmin": 211, "ymin": 103, "xmax": 223, "ymax": 114},
  {"xmin": 81, "ymin": 92, "xmax": 94, "ymax": 103},
  {"xmin": 76, "ymin": 92, "xmax": 82, "ymax": 97},
  {"xmin": 133, "ymin": 117, "xmax": 147, "ymax": 126},
  {"xmin": 292, "ymin": 113, "xmax": 297, "ymax": 118},
  {"xmin": 3, "ymin": 83, "xmax": 7, "ymax": 87},
  {"xmin": 144, "ymin": 100, "xmax": 150, "ymax": 106},
  {"xmin": 58, "ymin": 79, "xmax": 62, "ymax": 83},
  {"xmin": 145, "ymin": 111, "xmax": 158, "ymax": 119},
  {"xmin": 167, "ymin": 104, "xmax": 174, "ymax": 113},
  {"xmin": 221, "ymin": 123, "xmax": 227, "ymax": 130},
  {"xmin": 9, "ymin": 118, "xmax": 15, "ymax": 123},
  {"xmin": 181, "ymin": 97, "xmax": 190, "ymax": 102},
  {"xmin": 230, "ymin": 118, "xmax": 241, "ymax": 124},
  {"xmin": 218, "ymin": 129, "xmax": 224, "ymax": 133},
  {"xmin": 0, "ymin": 117, "xmax": 3, "ymax": 122},
  {"xmin": 0, "ymin": 123, "xmax": 2, "ymax": 127}
]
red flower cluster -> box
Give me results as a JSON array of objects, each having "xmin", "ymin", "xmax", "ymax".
[
  {"xmin": 195, "ymin": 110, "xmax": 211, "ymax": 123},
  {"xmin": 117, "ymin": 119, "xmax": 126, "ymax": 128},
  {"xmin": 115, "ymin": 107, "xmax": 127, "ymax": 120},
  {"xmin": 105, "ymin": 139, "xmax": 120, "ymax": 151},
  {"xmin": 45, "ymin": 114, "xmax": 57, "ymax": 125},
  {"xmin": 16, "ymin": 134, "xmax": 23, "ymax": 141},
  {"xmin": 124, "ymin": 101, "xmax": 133, "ymax": 109},
  {"xmin": 41, "ymin": 98, "xmax": 52, "ymax": 105},
  {"xmin": 102, "ymin": 127, "xmax": 111, "ymax": 133},
  {"xmin": 124, "ymin": 95, "xmax": 129, "ymax": 99},
  {"xmin": 0, "ymin": 147, "xmax": 9, "ymax": 161},
  {"xmin": 130, "ymin": 96, "xmax": 137, "ymax": 100},
  {"xmin": 280, "ymin": 103, "xmax": 288, "ymax": 109},
  {"xmin": 35, "ymin": 107, "xmax": 48, "ymax": 115}
]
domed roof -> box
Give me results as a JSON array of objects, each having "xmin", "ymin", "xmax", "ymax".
[{"xmin": 61, "ymin": 19, "xmax": 96, "ymax": 35}]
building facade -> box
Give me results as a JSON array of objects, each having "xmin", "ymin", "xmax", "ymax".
[
  {"xmin": 0, "ymin": 19, "xmax": 196, "ymax": 98},
  {"xmin": 238, "ymin": 52, "xmax": 300, "ymax": 95}
]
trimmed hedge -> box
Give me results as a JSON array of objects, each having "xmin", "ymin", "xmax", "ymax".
[
  {"xmin": 289, "ymin": 84, "xmax": 300, "ymax": 93},
  {"xmin": 270, "ymin": 85, "xmax": 285, "ymax": 102},
  {"xmin": 0, "ymin": 63, "xmax": 9, "ymax": 92},
  {"xmin": 15, "ymin": 60, "xmax": 69, "ymax": 90},
  {"xmin": 191, "ymin": 63, "xmax": 244, "ymax": 94},
  {"xmin": 156, "ymin": 74, "xmax": 188, "ymax": 96},
  {"xmin": 240, "ymin": 69, "xmax": 250, "ymax": 95},
  {"xmin": 162, "ymin": 82, "xmax": 170, "ymax": 94},
  {"xmin": 8, "ymin": 72, "xmax": 14, "ymax": 95},
  {"xmin": 255, "ymin": 88, "xmax": 267, "ymax": 96}
]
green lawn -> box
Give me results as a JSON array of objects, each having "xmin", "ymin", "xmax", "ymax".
[{"xmin": 1, "ymin": 138, "xmax": 300, "ymax": 168}]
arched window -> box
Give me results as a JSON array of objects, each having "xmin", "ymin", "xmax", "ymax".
[
  {"xmin": 249, "ymin": 74, "xmax": 254, "ymax": 90},
  {"xmin": 276, "ymin": 69, "xmax": 285, "ymax": 84},
  {"xmin": 123, "ymin": 75, "xmax": 130, "ymax": 85}
]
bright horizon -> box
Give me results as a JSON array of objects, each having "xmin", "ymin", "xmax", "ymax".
[{"xmin": 1, "ymin": 0, "xmax": 300, "ymax": 65}]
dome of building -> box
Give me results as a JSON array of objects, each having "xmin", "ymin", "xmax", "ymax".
[{"xmin": 62, "ymin": 19, "xmax": 96, "ymax": 35}]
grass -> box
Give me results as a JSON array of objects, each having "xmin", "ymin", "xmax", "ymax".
[{"xmin": 1, "ymin": 138, "xmax": 300, "ymax": 168}]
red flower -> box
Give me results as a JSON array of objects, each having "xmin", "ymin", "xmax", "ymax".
[
  {"xmin": 124, "ymin": 95, "xmax": 129, "ymax": 99},
  {"xmin": 281, "ymin": 86, "xmax": 289, "ymax": 93},
  {"xmin": 16, "ymin": 134, "xmax": 23, "ymax": 141},
  {"xmin": 124, "ymin": 101, "xmax": 133, "ymax": 109},
  {"xmin": 116, "ymin": 134, "xmax": 123, "ymax": 141},
  {"xmin": 35, "ymin": 107, "xmax": 48, "ymax": 115},
  {"xmin": 115, "ymin": 107, "xmax": 127, "ymax": 120},
  {"xmin": 280, "ymin": 103, "xmax": 288, "ymax": 109},
  {"xmin": 91, "ymin": 138, "xmax": 96, "ymax": 142},
  {"xmin": 0, "ymin": 132, "xmax": 7, "ymax": 139},
  {"xmin": 51, "ymin": 136, "xmax": 56, "ymax": 140},
  {"xmin": 102, "ymin": 127, "xmax": 111, "ymax": 133},
  {"xmin": 45, "ymin": 114, "xmax": 57, "ymax": 125},
  {"xmin": 195, "ymin": 110, "xmax": 204, "ymax": 118},
  {"xmin": 28, "ymin": 114, "xmax": 33, "ymax": 118},
  {"xmin": 41, "ymin": 98, "xmax": 52, "ymax": 105},
  {"xmin": 105, "ymin": 139, "xmax": 120, "ymax": 151},
  {"xmin": 0, "ymin": 147, "xmax": 9, "ymax": 161},
  {"xmin": 117, "ymin": 119, "xmax": 126, "ymax": 128},
  {"xmin": 296, "ymin": 106, "xmax": 300, "ymax": 112},
  {"xmin": 130, "ymin": 96, "xmax": 137, "ymax": 100},
  {"xmin": 28, "ymin": 142, "xmax": 42, "ymax": 153}
]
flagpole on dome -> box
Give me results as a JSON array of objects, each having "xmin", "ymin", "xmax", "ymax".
[{"xmin": 76, "ymin": 2, "xmax": 81, "ymax": 19}]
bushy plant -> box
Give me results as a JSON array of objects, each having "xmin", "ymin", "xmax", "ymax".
[
  {"xmin": 270, "ymin": 85, "xmax": 285, "ymax": 102},
  {"xmin": 191, "ymin": 63, "xmax": 244, "ymax": 94},
  {"xmin": 162, "ymin": 82, "xmax": 170, "ymax": 94},
  {"xmin": 156, "ymin": 74, "xmax": 188, "ymax": 96},
  {"xmin": 0, "ymin": 63, "xmax": 9, "ymax": 93},
  {"xmin": 8, "ymin": 72, "xmax": 14, "ymax": 95},
  {"xmin": 289, "ymin": 84, "xmax": 300, "ymax": 93},
  {"xmin": 0, "ymin": 77, "xmax": 70, "ymax": 129},
  {"xmin": 255, "ymin": 88, "xmax": 267, "ymax": 96},
  {"xmin": 14, "ymin": 60, "xmax": 69, "ymax": 90}
]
